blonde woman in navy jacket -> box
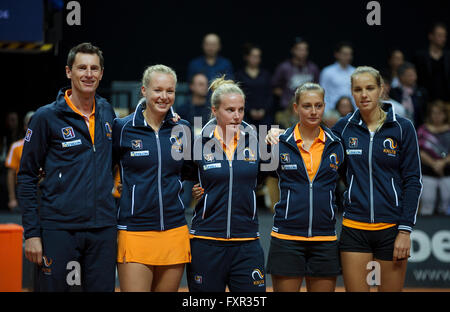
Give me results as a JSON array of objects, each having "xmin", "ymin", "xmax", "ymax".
[
  {"xmin": 265, "ymin": 83, "xmax": 344, "ymax": 292},
  {"xmin": 185, "ymin": 76, "xmax": 266, "ymax": 292},
  {"xmin": 112, "ymin": 65, "xmax": 192, "ymax": 292},
  {"xmin": 332, "ymin": 66, "xmax": 422, "ymax": 291}
]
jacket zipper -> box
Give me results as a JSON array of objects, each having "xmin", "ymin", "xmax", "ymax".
[
  {"xmin": 369, "ymin": 131, "xmax": 375, "ymax": 223},
  {"xmin": 155, "ymin": 131, "xmax": 164, "ymax": 230},
  {"xmin": 298, "ymin": 148, "xmax": 324, "ymax": 237},
  {"xmin": 227, "ymin": 159, "xmax": 233, "ymax": 239}
]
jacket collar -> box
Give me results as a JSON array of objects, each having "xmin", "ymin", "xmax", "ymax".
[
  {"xmin": 55, "ymin": 87, "xmax": 106, "ymax": 115},
  {"xmin": 348, "ymin": 101, "xmax": 397, "ymax": 126},
  {"xmin": 199, "ymin": 118, "xmax": 257, "ymax": 141},
  {"xmin": 132, "ymin": 98, "xmax": 177, "ymax": 128},
  {"xmin": 280, "ymin": 123, "xmax": 340, "ymax": 151}
]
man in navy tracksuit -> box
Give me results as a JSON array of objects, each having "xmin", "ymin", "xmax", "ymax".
[{"xmin": 17, "ymin": 43, "xmax": 117, "ymax": 291}]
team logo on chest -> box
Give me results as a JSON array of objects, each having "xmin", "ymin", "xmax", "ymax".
[
  {"xmin": 204, "ymin": 153, "xmax": 215, "ymax": 162},
  {"xmin": 329, "ymin": 153, "xmax": 339, "ymax": 170},
  {"xmin": 61, "ymin": 127, "xmax": 76, "ymax": 140},
  {"xmin": 131, "ymin": 139, "xmax": 143, "ymax": 150},
  {"xmin": 170, "ymin": 135, "xmax": 183, "ymax": 153},
  {"xmin": 280, "ymin": 153, "xmax": 290, "ymax": 163},
  {"xmin": 346, "ymin": 137, "xmax": 362, "ymax": 155},
  {"xmin": 243, "ymin": 147, "xmax": 256, "ymax": 162},
  {"xmin": 105, "ymin": 122, "xmax": 112, "ymax": 139},
  {"xmin": 383, "ymin": 138, "xmax": 397, "ymax": 157},
  {"xmin": 349, "ymin": 137, "xmax": 358, "ymax": 148}
]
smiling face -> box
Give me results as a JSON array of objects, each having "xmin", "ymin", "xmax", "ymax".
[
  {"xmin": 65, "ymin": 52, "xmax": 103, "ymax": 96},
  {"xmin": 351, "ymin": 73, "xmax": 383, "ymax": 114},
  {"xmin": 212, "ymin": 93, "xmax": 245, "ymax": 135},
  {"xmin": 141, "ymin": 72, "xmax": 176, "ymax": 117},
  {"xmin": 294, "ymin": 90, "xmax": 325, "ymax": 129}
]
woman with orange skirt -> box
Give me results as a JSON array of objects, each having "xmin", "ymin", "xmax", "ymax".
[{"xmin": 112, "ymin": 65, "xmax": 192, "ymax": 291}]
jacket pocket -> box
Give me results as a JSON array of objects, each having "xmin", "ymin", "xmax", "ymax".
[
  {"xmin": 202, "ymin": 193, "xmax": 208, "ymax": 219},
  {"xmin": 391, "ymin": 178, "xmax": 399, "ymax": 207},
  {"xmin": 252, "ymin": 190, "xmax": 256, "ymax": 220},
  {"xmin": 329, "ymin": 190, "xmax": 335, "ymax": 220},
  {"xmin": 177, "ymin": 179, "xmax": 184, "ymax": 210},
  {"xmin": 131, "ymin": 185, "xmax": 136, "ymax": 215},
  {"xmin": 348, "ymin": 175, "xmax": 354, "ymax": 204},
  {"xmin": 285, "ymin": 190, "xmax": 291, "ymax": 220}
]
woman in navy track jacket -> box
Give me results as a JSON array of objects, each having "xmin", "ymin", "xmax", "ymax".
[{"xmin": 332, "ymin": 66, "xmax": 422, "ymax": 292}]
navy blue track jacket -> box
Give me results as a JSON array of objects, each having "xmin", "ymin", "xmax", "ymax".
[
  {"xmin": 17, "ymin": 88, "xmax": 117, "ymax": 239},
  {"xmin": 272, "ymin": 125, "xmax": 345, "ymax": 237},
  {"xmin": 187, "ymin": 119, "xmax": 261, "ymax": 239},
  {"xmin": 113, "ymin": 102, "xmax": 191, "ymax": 231},
  {"xmin": 332, "ymin": 102, "xmax": 423, "ymax": 232}
]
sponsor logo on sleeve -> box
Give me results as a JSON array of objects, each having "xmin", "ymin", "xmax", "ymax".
[{"xmin": 25, "ymin": 128, "xmax": 33, "ymax": 142}]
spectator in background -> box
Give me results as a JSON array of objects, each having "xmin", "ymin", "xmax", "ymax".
[
  {"xmin": 0, "ymin": 111, "xmax": 21, "ymax": 212},
  {"xmin": 380, "ymin": 74, "xmax": 406, "ymax": 117},
  {"xmin": 272, "ymin": 38, "xmax": 320, "ymax": 113},
  {"xmin": 385, "ymin": 49, "xmax": 405, "ymax": 89},
  {"xmin": 177, "ymin": 72, "xmax": 211, "ymax": 210},
  {"xmin": 418, "ymin": 101, "xmax": 450, "ymax": 216},
  {"xmin": 1, "ymin": 111, "xmax": 20, "ymax": 162},
  {"xmin": 323, "ymin": 96, "xmax": 354, "ymax": 128},
  {"xmin": 390, "ymin": 62, "xmax": 428, "ymax": 128},
  {"xmin": 187, "ymin": 33, "xmax": 234, "ymax": 82},
  {"xmin": 4, "ymin": 111, "xmax": 35, "ymax": 212},
  {"xmin": 320, "ymin": 41, "xmax": 356, "ymax": 113},
  {"xmin": 335, "ymin": 96, "xmax": 355, "ymax": 117},
  {"xmin": 414, "ymin": 22, "xmax": 450, "ymax": 102},
  {"xmin": 177, "ymin": 72, "xmax": 211, "ymax": 137},
  {"xmin": 235, "ymin": 43, "xmax": 273, "ymax": 130}
]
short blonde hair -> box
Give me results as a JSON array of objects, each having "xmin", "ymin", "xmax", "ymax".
[
  {"xmin": 142, "ymin": 64, "xmax": 177, "ymax": 88},
  {"xmin": 294, "ymin": 82, "xmax": 325, "ymax": 103},
  {"xmin": 209, "ymin": 75, "xmax": 245, "ymax": 110}
]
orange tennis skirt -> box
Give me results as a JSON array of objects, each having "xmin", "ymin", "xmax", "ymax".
[{"xmin": 117, "ymin": 225, "xmax": 191, "ymax": 266}]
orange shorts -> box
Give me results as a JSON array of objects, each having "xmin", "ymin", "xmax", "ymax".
[{"xmin": 117, "ymin": 225, "xmax": 191, "ymax": 266}]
